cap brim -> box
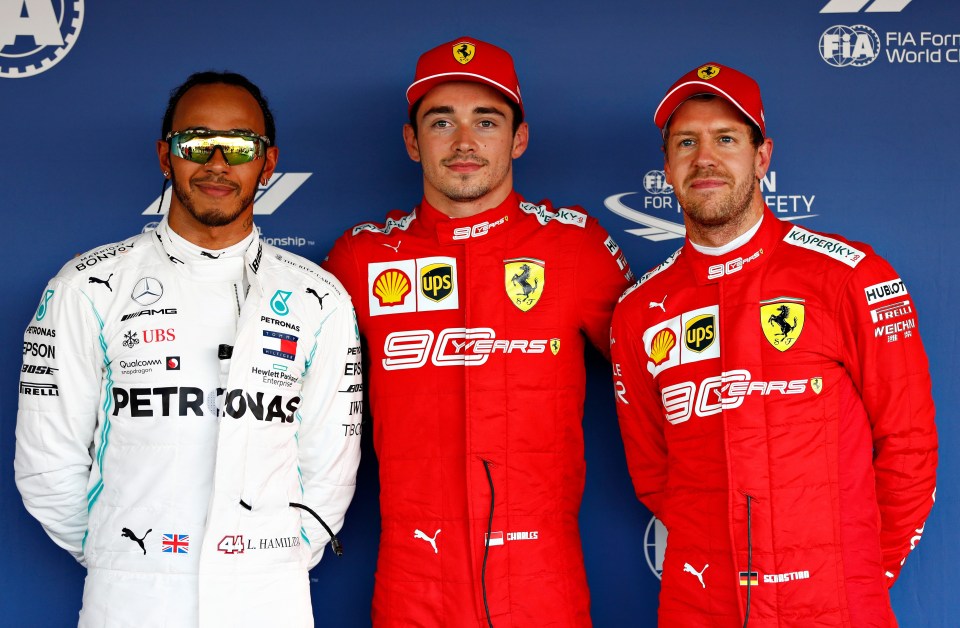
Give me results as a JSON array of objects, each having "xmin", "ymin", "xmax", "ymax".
[
  {"xmin": 654, "ymin": 81, "xmax": 763, "ymax": 135},
  {"xmin": 406, "ymin": 72, "xmax": 522, "ymax": 112}
]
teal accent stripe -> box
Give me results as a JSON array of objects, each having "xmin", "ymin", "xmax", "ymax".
[
  {"xmin": 300, "ymin": 527, "xmax": 311, "ymax": 547},
  {"xmin": 87, "ymin": 304, "xmax": 113, "ymax": 515}
]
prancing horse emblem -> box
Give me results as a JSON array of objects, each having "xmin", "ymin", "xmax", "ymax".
[
  {"xmin": 504, "ymin": 258, "xmax": 545, "ymax": 312},
  {"xmin": 760, "ymin": 297, "xmax": 805, "ymax": 351}
]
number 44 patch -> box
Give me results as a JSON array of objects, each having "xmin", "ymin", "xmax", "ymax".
[{"xmin": 218, "ymin": 535, "xmax": 245, "ymax": 554}]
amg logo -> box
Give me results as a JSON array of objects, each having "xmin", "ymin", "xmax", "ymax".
[{"xmin": 121, "ymin": 308, "xmax": 177, "ymax": 321}]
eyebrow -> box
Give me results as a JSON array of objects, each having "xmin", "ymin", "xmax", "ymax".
[
  {"xmin": 421, "ymin": 105, "xmax": 507, "ymax": 118},
  {"xmin": 672, "ymin": 126, "xmax": 745, "ymax": 137}
]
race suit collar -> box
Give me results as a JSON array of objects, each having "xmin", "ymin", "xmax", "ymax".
[
  {"xmin": 683, "ymin": 206, "xmax": 784, "ymax": 285},
  {"xmin": 418, "ymin": 191, "xmax": 520, "ymax": 245},
  {"xmin": 152, "ymin": 215, "xmax": 260, "ymax": 284}
]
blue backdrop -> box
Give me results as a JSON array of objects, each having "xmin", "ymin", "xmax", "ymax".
[{"xmin": 2, "ymin": 1, "xmax": 956, "ymax": 625}]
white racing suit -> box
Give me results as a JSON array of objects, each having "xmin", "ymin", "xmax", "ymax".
[{"xmin": 16, "ymin": 218, "xmax": 362, "ymax": 627}]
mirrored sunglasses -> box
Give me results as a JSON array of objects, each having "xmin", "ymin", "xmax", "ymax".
[{"xmin": 166, "ymin": 129, "xmax": 270, "ymax": 166}]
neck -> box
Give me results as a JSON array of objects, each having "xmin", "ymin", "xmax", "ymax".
[
  {"xmin": 423, "ymin": 180, "xmax": 514, "ymax": 219},
  {"xmin": 167, "ymin": 206, "xmax": 255, "ymax": 249},
  {"xmin": 684, "ymin": 197, "xmax": 764, "ymax": 248}
]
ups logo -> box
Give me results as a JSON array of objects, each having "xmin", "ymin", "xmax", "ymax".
[
  {"xmin": 684, "ymin": 314, "xmax": 715, "ymax": 353},
  {"xmin": 420, "ymin": 263, "xmax": 454, "ymax": 302}
]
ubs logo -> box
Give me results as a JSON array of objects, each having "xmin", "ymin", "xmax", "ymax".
[{"xmin": 0, "ymin": 0, "xmax": 84, "ymax": 79}]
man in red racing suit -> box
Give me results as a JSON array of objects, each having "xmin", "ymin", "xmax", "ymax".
[
  {"xmin": 323, "ymin": 37, "xmax": 634, "ymax": 626},
  {"xmin": 611, "ymin": 63, "xmax": 937, "ymax": 626}
]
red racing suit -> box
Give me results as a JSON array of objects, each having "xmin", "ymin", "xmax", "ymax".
[
  {"xmin": 611, "ymin": 209, "xmax": 937, "ymax": 627},
  {"xmin": 324, "ymin": 191, "xmax": 634, "ymax": 626}
]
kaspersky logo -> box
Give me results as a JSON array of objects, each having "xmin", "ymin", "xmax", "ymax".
[
  {"xmin": 820, "ymin": 0, "xmax": 912, "ymax": 12},
  {"xmin": 0, "ymin": 0, "xmax": 84, "ymax": 79},
  {"xmin": 142, "ymin": 172, "xmax": 312, "ymax": 215}
]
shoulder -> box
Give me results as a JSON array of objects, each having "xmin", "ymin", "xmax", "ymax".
[
  {"xmin": 618, "ymin": 247, "xmax": 684, "ymax": 306},
  {"xmin": 517, "ymin": 198, "xmax": 592, "ymax": 230},
  {"xmin": 779, "ymin": 223, "xmax": 875, "ymax": 270},
  {"xmin": 261, "ymin": 242, "xmax": 350, "ymax": 302},
  {"xmin": 54, "ymin": 231, "xmax": 154, "ymax": 285},
  {"xmin": 340, "ymin": 208, "xmax": 417, "ymax": 240}
]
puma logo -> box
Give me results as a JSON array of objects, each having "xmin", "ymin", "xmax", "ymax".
[
  {"xmin": 382, "ymin": 241, "xmax": 401, "ymax": 253},
  {"xmin": 306, "ymin": 288, "xmax": 329, "ymax": 309},
  {"xmin": 649, "ymin": 295, "xmax": 667, "ymax": 312},
  {"xmin": 88, "ymin": 274, "xmax": 114, "ymax": 292},
  {"xmin": 201, "ymin": 251, "xmax": 222, "ymax": 259},
  {"xmin": 683, "ymin": 562, "xmax": 709, "ymax": 588},
  {"xmin": 121, "ymin": 527, "xmax": 152, "ymax": 555},
  {"xmin": 414, "ymin": 528, "xmax": 441, "ymax": 554}
]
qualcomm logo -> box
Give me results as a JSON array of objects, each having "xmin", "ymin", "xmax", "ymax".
[
  {"xmin": 142, "ymin": 172, "xmax": 312, "ymax": 215},
  {"xmin": 0, "ymin": 0, "xmax": 84, "ymax": 78},
  {"xmin": 820, "ymin": 25, "xmax": 881, "ymax": 67},
  {"xmin": 606, "ymin": 170, "xmax": 816, "ymax": 242},
  {"xmin": 644, "ymin": 516, "xmax": 667, "ymax": 580},
  {"xmin": 820, "ymin": 0, "xmax": 912, "ymax": 12}
]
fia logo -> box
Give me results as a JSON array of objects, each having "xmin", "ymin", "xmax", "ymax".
[
  {"xmin": 820, "ymin": 25, "xmax": 881, "ymax": 67},
  {"xmin": 143, "ymin": 173, "xmax": 312, "ymax": 215},
  {"xmin": 644, "ymin": 516, "xmax": 668, "ymax": 580},
  {"xmin": 0, "ymin": 0, "xmax": 84, "ymax": 78}
]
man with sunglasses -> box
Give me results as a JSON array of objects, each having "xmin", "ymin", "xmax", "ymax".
[
  {"xmin": 323, "ymin": 38, "xmax": 635, "ymax": 625},
  {"xmin": 15, "ymin": 71, "xmax": 361, "ymax": 627}
]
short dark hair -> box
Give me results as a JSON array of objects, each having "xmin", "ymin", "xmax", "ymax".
[
  {"xmin": 408, "ymin": 93, "xmax": 524, "ymax": 137},
  {"xmin": 161, "ymin": 71, "xmax": 276, "ymax": 145},
  {"xmin": 662, "ymin": 94, "xmax": 763, "ymax": 149}
]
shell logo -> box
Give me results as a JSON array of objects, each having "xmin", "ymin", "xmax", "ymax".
[
  {"xmin": 373, "ymin": 269, "xmax": 411, "ymax": 306},
  {"xmin": 649, "ymin": 328, "xmax": 676, "ymax": 365}
]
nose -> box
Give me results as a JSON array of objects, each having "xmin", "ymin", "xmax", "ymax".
[
  {"xmin": 692, "ymin": 139, "xmax": 718, "ymax": 167},
  {"xmin": 205, "ymin": 146, "xmax": 231, "ymax": 171},
  {"xmin": 452, "ymin": 126, "xmax": 477, "ymax": 153}
]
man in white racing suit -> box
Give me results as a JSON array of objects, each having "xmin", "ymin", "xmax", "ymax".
[{"xmin": 15, "ymin": 71, "xmax": 361, "ymax": 627}]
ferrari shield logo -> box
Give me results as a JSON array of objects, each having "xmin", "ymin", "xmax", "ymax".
[
  {"xmin": 453, "ymin": 42, "xmax": 476, "ymax": 65},
  {"xmin": 697, "ymin": 64, "xmax": 721, "ymax": 80},
  {"xmin": 760, "ymin": 297, "xmax": 805, "ymax": 351},
  {"xmin": 550, "ymin": 338, "xmax": 561, "ymax": 355},
  {"xmin": 810, "ymin": 377, "xmax": 823, "ymax": 394},
  {"xmin": 505, "ymin": 258, "xmax": 545, "ymax": 312}
]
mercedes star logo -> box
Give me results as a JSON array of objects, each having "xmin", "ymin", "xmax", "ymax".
[{"xmin": 131, "ymin": 277, "xmax": 163, "ymax": 305}]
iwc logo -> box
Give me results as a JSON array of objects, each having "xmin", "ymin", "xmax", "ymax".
[
  {"xmin": 453, "ymin": 41, "xmax": 475, "ymax": 64},
  {"xmin": 0, "ymin": 0, "xmax": 84, "ymax": 79}
]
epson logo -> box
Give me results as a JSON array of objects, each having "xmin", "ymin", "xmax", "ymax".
[{"xmin": 121, "ymin": 308, "xmax": 178, "ymax": 321}]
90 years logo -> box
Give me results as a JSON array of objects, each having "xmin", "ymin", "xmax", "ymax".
[{"xmin": 0, "ymin": 0, "xmax": 84, "ymax": 79}]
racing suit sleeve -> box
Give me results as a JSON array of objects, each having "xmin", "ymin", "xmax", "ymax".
[
  {"xmin": 577, "ymin": 221, "xmax": 634, "ymax": 359},
  {"xmin": 611, "ymin": 299, "xmax": 668, "ymax": 518},
  {"xmin": 15, "ymin": 279, "xmax": 103, "ymax": 565},
  {"xmin": 838, "ymin": 255, "xmax": 937, "ymax": 586},
  {"xmin": 297, "ymin": 291, "xmax": 362, "ymax": 568},
  {"xmin": 322, "ymin": 234, "xmax": 364, "ymax": 319}
]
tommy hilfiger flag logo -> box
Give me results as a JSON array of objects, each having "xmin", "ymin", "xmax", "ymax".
[
  {"xmin": 162, "ymin": 533, "xmax": 189, "ymax": 554},
  {"xmin": 739, "ymin": 571, "xmax": 759, "ymax": 586},
  {"xmin": 263, "ymin": 330, "xmax": 298, "ymax": 361}
]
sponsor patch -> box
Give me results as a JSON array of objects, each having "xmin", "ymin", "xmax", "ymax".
[
  {"xmin": 783, "ymin": 226, "xmax": 866, "ymax": 267},
  {"xmin": 519, "ymin": 202, "xmax": 587, "ymax": 228},
  {"xmin": 368, "ymin": 257, "xmax": 459, "ymax": 316},
  {"xmin": 864, "ymin": 278, "xmax": 908, "ymax": 305},
  {"xmin": 161, "ymin": 533, "xmax": 189, "ymax": 554},
  {"xmin": 644, "ymin": 306, "xmax": 720, "ymax": 376},
  {"xmin": 262, "ymin": 330, "xmax": 298, "ymax": 361}
]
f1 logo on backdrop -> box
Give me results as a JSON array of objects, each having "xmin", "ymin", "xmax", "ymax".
[
  {"xmin": 0, "ymin": 0, "xmax": 84, "ymax": 79},
  {"xmin": 820, "ymin": 0, "xmax": 912, "ymax": 12},
  {"xmin": 142, "ymin": 173, "xmax": 312, "ymax": 215}
]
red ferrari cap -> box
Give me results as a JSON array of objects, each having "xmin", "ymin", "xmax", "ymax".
[
  {"xmin": 654, "ymin": 62, "xmax": 765, "ymax": 137},
  {"xmin": 406, "ymin": 37, "xmax": 523, "ymax": 116}
]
